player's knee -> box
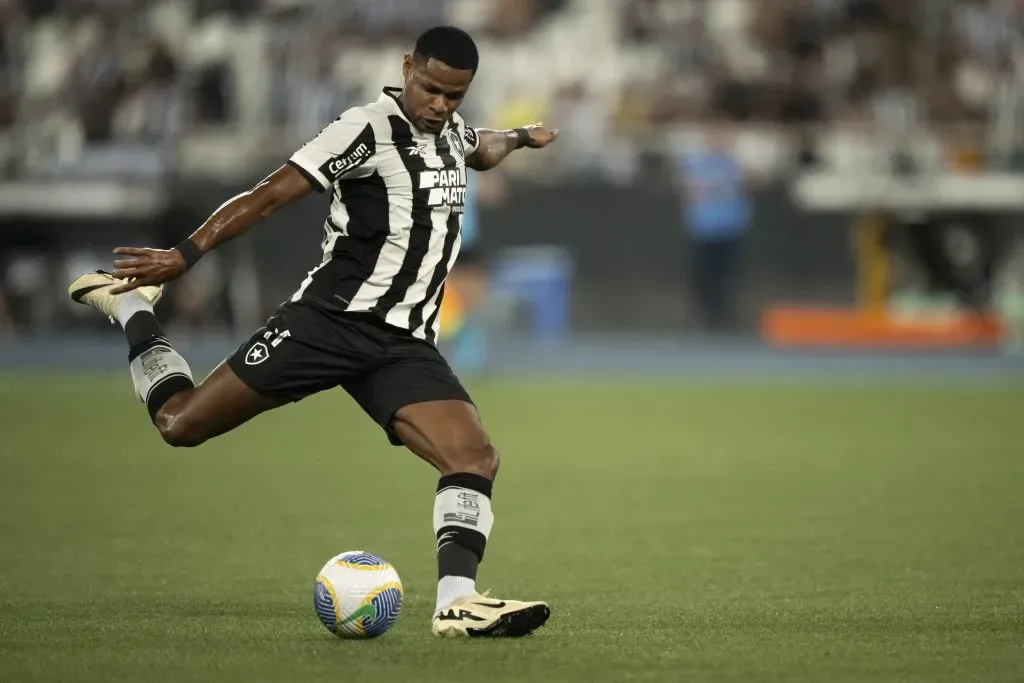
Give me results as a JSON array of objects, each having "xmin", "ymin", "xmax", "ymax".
[
  {"xmin": 438, "ymin": 432, "xmax": 499, "ymax": 479},
  {"xmin": 155, "ymin": 407, "xmax": 206, "ymax": 448}
]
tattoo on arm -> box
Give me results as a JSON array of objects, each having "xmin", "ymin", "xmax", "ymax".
[{"xmin": 466, "ymin": 129, "xmax": 519, "ymax": 171}]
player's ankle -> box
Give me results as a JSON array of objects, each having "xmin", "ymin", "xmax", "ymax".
[
  {"xmin": 435, "ymin": 576, "xmax": 476, "ymax": 611},
  {"xmin": 114, "ymin": 291, "xmax": 154, "ymax": 328}
]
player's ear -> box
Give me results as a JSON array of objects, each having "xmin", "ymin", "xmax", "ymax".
[{"xmin": 402, "ymin": 54, "xmax": 414, "ymax": 81}]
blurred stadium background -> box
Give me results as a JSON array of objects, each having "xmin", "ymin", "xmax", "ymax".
[
  {"xmin": 1, "ymin": 2, "xmax": 1023, "ymax": 682},
  {"xmin": 2, "ymin": 0, "xmax": 1024, "ymax": 368}
]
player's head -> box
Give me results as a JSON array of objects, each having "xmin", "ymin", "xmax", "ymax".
[{"xmin": 402, "ymin": 26, "xmax": 478, "ymax": 135}]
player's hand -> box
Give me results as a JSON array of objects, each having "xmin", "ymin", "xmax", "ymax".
[
  {"xmin": 109, "ymin": 247, "xmax": 188, "ymax": 294},
  {"xmin": 523, "ymin": 122, "xmax": 559, "ymax": 149}
]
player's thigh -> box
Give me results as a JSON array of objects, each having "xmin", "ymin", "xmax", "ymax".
[
  {"xmin": 161, "ymin": 303, "xmax": 365, "ymax": 445},
  {"xmin": 340, "ymin": 342, "xmax": 495, "ymax": 476},
  {"xmin": 392, "ymin": 399, "xmax": 497, "ymax": 478}
]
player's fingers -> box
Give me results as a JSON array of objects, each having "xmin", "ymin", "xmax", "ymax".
[
  {"xmin": 111, "ymin": 268, "xmax": 142, "ymax": 280},
  {"xmin": 109, "ymin": 279, "xmax": 145, "ymax": 295},
  {"xmin": 112, "ymin": 258, "xmax": 144, "ymax": 269},
  {"xmin": 113, "ymin": 247, "xmax": 151, "ymax": 256}
]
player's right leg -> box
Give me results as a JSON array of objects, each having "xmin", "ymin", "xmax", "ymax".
[
  {"xmin": 341, "ymin": 325, "xmax": 549, "ymax": 638},
  {"xmin": 68, "ymin": 271, "xmax": 285, "ymax": 446}
]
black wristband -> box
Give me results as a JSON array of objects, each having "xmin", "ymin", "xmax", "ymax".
[
  {"xmin": 173, "ymin": 238, "xmax": 203, "ymax": 269},
  {"xmin": 514, "ymin": 128, "xmax": 530, "ymax": 150}
]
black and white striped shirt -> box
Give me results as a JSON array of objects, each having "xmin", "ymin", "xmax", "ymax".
[{"xmin": 286, "ymin": 87, "xmax": 481, "ymax": 343}]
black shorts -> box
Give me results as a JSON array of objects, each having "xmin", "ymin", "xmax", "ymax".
[{"xmin": 226, "ymin": 300, "xmax": 472, "ymax": 446}]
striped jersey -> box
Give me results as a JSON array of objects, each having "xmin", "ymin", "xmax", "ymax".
[{"xmin": 286, "ymin": 86, "xmax": 481, "ymax": 342}]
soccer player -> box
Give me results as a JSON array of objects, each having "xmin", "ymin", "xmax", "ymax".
[{"xmin": 67, "ymin": 26, "xmax": 558, "ymax": 639}]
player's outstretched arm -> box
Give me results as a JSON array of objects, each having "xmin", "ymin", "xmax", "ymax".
[
  {"xmin": 466, "ymin": 122, "xmax": 559, "ymax": 171},
  {"xmin": 109, "ymin": 164, "xmax": 314, "ymax": 294}
]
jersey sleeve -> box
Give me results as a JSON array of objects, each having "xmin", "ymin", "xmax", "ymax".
[
  {"xmin": 288, "ymin": 109, "xmax": 377, "ymax": 192},
  {"xmin": 456, "ymin": 117, "xmax": 481, "ymax": 157}
]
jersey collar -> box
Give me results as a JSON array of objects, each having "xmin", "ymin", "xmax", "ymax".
[{"xmin": 381, "ymin": 86, "xmax": 452, "ymax": 137}]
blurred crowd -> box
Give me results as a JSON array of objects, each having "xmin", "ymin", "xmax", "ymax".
[
  {"xmin": 3, "ymin": 0, "xmax": 1024, "ymax": 340},
  {"xmin": 0, "ymin": 0, "xmax": 1022, "ymax": 181}
]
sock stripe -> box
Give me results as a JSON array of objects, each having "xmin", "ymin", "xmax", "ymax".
[
  {"xmin": 124, "ymin": 310, "xmax": 163, "ymax": 349},
  {"xmin": 128, "ymin": 337, "xmax": 172, "ymax": 362},
  {"xmin": 436, "ymin": 525, "xmax": 487, "ymax": 559},
  {"xmin": 144, "ymin": 372, "xmax": 192, "ymax": 402},
  {"xmin": 436, "ymin": 473, "xmax": 493, "ymax": 497},
  {"xmin": 146, "ymin": 374, "xmax": 194, "ymax": 422}
]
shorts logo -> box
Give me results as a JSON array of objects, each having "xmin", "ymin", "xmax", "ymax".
[{"xmin": 245, "ymin": 342, "xmax": 269, "ymax": 366}]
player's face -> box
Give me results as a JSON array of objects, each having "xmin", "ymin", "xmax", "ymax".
[{"xmin": 401, "ymin": 55, "xmax": 474, "ymax": 135}]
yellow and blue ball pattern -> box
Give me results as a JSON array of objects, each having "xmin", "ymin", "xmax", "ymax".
[{"xmin": 314, "ymin": 551, "xmax": 403, "ymax": 638}]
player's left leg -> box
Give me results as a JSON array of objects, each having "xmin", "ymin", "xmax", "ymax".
[
  {"xmin": 68, "ymin": 271, "xmax": 290, "ymax": 445},
  {"xmin": 341, "ymin": 340, "xmax": 549, "ymax": 638}
]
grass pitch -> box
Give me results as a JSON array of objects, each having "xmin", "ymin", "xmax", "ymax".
[{"xmin": 1, "ymin": 375, "xmax": 1022, "ymax": 682}]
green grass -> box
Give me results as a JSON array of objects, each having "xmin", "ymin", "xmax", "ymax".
[{"xmin": 1, "ymin": 375, "xmax": 1022, "ymax": 682}]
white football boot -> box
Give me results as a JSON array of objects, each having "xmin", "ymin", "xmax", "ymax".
[
  {"xmin": 68, "ymin": 271, "xmax": 164, "ymax": 322},
  {"xmin": 431, "ymin": 592, "xmax": 550, "ymax": 638}
]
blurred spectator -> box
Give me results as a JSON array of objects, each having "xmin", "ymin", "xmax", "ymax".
[
  {"xmin": 487, "ymin": 0, "xmax": 567, "ymax": 39},
  {"xmin": 2, "ymin": 0, "xmax": 1024, "ymax": 341},
  {"xmin": 549, "ymin": 81, "xmax": 610, "ymax": 179},
  {"xmin": 2, "ymin": 0, "xmax": 1021, "ymax": 181},
  {"xmin": 63, "ymin": 14, "xmax": 125, "ymax": 143},
  {"xmin": 112, "ymin": 39, "xmax": 184, "ymax": 144},
  {"xmin": 0, "ymin": 0, "xmax": 22, "ymax": 130},
  {"xmin": 675, "ymin": 116, "xmax": 752, "ymax": 332}
]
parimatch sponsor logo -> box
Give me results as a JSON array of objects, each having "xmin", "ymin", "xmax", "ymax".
[{"xmin": 419, "ymin": 168, "xmax": 468, "ymax": 207}]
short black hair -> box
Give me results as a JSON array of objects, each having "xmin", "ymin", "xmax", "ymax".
[{"xmin": 413, "ymin": 26, "xmax": 479, "ymax": 73}]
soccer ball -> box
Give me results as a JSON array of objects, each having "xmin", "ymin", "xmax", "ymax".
[{"xmin": 313, "ymin": 551, "xmax": 404, "ymax": 638}]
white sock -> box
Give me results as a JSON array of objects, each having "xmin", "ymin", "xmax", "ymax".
[
  {"xmin": 115, "ymin": 291, "xmax": 154, "ymax": 328},
  {"xmin": 436, "ymin": 576, "xmax": 476, "ymax": 611}
]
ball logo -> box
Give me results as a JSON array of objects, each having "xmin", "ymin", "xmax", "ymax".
[{"xmin": 245, "ymin": 342, "xmax": 269, "ymax": 366}]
